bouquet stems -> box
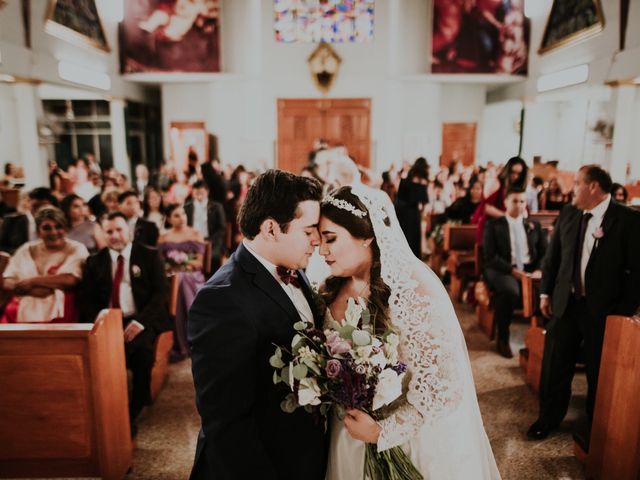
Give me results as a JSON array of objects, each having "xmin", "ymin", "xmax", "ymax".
[{"xmin": 365, "ymin": 443, "xmax": 423, "ymax": 480}]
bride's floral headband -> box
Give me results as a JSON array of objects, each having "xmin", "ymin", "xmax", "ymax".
[{"xmin": 322, "ymin": 194, "xmax": 367, "ymax": 218}]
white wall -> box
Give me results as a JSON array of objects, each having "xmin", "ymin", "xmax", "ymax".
[
  {"xmin": 162, "ymin": 0, "xmax": 487, "ymax": 173},
  {"xmin": 0, "ymin": 83, "xmax": 19, "ymax": 171},
  {"xmin": 480, "ymin": 100, "xmax": 522, "ymax": 166}
]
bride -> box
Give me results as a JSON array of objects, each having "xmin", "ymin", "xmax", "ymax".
[{"xmin": 318, "ymin": 185, "xmax": 501, "ymax": 479}]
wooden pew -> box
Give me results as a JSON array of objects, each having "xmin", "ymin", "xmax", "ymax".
[
  {"xmin": 514, "ymin": 270, "xmax": 544, "ymax": 392},
  {"xmin": 529, "ymin": 210, "xmax": 559, "ymax": 231},
  {"xmin": 151, "ymin": 330, "xmax": 174, "ymax": 402},
  {"xmin": 583, "ymin": 315, "xmax": 640, "ymax": 480},
  {"xmin": 475, "ymin": 280, "xmax": 495, "ymax": 340},
  {"xmin": 149, "ymin": 274, "xmax": 180, "ymax": 402},
  {"xmin": 0, "ymin": 309, "xmax": 132, "ymax": 480},
  {"xmin": 426, "ymin": 213, "xmax": 446, "ymax": 273},
  {"xmin": 443, "ymin": 224, "xmax": 477, "ymax": 302},
  {"xmin": 625, "ymin": 182, "xmax": 640, "ymax": 202},
  {"xmin": 0, "ymin": 187, "xmax": 20, "ymax": 209},
  {"xmin": 473, "ymin": 243, "xmax": 497, "ymax": 339}
]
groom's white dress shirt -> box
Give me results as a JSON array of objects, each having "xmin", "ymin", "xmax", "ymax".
[{"xmin": 243, "ymin": 240, "xmax": 314, "ymax": 324}]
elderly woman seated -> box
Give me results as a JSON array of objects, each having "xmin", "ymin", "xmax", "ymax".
[{"xmin": 1, "ymin": 206, "xmax": 89, "ymax": 323}]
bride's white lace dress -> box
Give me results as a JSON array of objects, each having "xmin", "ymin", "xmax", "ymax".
[{"xmin": 322, "ymin": 185, "xmax": 501, "ymax": 480}]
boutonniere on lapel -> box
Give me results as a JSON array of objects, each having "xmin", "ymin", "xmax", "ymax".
[
  {"xmin": 592, "ymin": 227, "xmax": 604, "ymax": 247},
  {"xmin": 525, "ymin": 221, "xmax": 535, "ymax": 233},
  {"xmin": 132, "ymin": 265, "xmax": 142, "ymax": 278}
]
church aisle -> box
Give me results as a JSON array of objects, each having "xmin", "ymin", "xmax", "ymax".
[{"xmin": 127, "ymin": 302, "xmax": 586, "ymax": 480}]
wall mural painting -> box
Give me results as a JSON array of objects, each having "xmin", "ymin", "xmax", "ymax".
[
  {"xmin": 431, "ymin": 0, "xmax": 529, "ymax": 74},
  {"xmin": 121, "ymin": 0, "xmax": 220, "ymax": 73},
  {"xmin": 45, "ymin": 0, "xmax": 109, "ymax": 52},
  {"xmin": 539, "ymin": 0, "xmax": 604, "ymax": 54}
]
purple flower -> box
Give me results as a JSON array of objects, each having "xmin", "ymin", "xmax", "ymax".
[
  {"xmin": 391, "ymin": 362, "xmax": 407, "ymax": 375},
  {"xmin": 326, "ymin": 359, "xmax": 342, "ymax": 378},
  {"xmin": 326, "ymin": 331, "xmax": 352, "ymax": 356}
]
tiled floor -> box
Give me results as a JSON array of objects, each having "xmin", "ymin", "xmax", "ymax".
[{"xmin": 126, "ymin": 300, "xmax": 587, "ymax": 480}]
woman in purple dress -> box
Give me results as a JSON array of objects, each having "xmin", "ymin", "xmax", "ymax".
[{"xmin": 158, "ymin": 204, "xmax": 206, "ymax": 360}]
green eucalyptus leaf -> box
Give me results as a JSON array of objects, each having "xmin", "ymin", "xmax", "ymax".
[
  {"xmin": 269, "ymin": 354, "xmax": 285, "ymax": 369},
  {"xmin": 352, "ymin": 329, "xmax": 371, "ymax": 346},
  {"xmin": 292, "ymin": 363, "xmax": 308, "ymax": 380},
  {"xmin": 273, "ymin": 370, "xmax": 281, "ymax": 384},
  {"xmin": 338, "ymin": 325, "xmax": 356, "ymax": 339},
  {"xmin": 293, "ymin": 321, "xmax": 307, "ymax": 331},
  {"xmin": 291, "ymin": 334, "xmax": 303, "ymax": 349},
  {"xmin": 280, "ymin": 393, "xmax": 298, "ymax": 413},
  {"xmin": 302, "ymin": 357, "xmax": 321, "ymax": 376},
  {"xmin": 361, "ymin": 309, "xmax": 371, "ymax": 326},
  {"xmin": 281, "ymin": 366, "xmax": 290, "ymax": 386},
  {"xmin": 328, "ymin": 320, "xmax": 342, "ymax": 330}
]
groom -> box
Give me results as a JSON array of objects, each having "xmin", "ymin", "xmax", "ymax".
[{"xmin": 188, "ymin": 170, "xmax": 327, "ymax": 480}]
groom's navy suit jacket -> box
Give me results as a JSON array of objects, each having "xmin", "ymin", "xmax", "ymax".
[{"xmin": 188, "ymin": 243, "xmax": 327, "ymax": 480}]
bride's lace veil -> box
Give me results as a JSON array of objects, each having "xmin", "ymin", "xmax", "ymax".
[
  {"xmin": 349, "ymin": 183, "xmax": 444, "ymax": 297},
  {"xmin": 324, "ymin": 184, "xmax": 500, "ymax": 477}
]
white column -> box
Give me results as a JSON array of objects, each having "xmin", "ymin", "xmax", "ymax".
[
  {"xmin": 610, "ymin": 86, "xmax": 636, "ymax": 183},
  {"xmin": 13, "ymin": 83, "xmax": 48, "ymax": 189},
  {"xmin": 110, "ymin": 98, "xmax": 130, "ymax": 177}
]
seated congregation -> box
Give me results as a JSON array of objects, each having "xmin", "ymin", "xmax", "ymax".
[{"xmin": 0, "ymin": 154, "xmax": 639, "ymax": 479}]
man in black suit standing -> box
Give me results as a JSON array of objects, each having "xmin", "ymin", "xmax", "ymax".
[
  {"xmin": 118, "ymin": 190, "xmax": 159, "ymax": 247},
  {"xmin": 200, "ymin": 157, "xmax": 228, "ymax": 204},
  {"xmin": 528, "ymin": 165, "xmax": 640, "ymax": 440},
  {"xmin": 484, "ymin": 187, "xmax": 547, "ymax": 358},
  {"xmin": 184, "ymin": 180, "xmax": 226, "ymax": 273},
  {"xmin": 188, "ymin": 170, "xmax": 327, "ymax": 480},
  {"xmin": 78, "ymin": 212, "xmax": 170, "ymax": 431}
]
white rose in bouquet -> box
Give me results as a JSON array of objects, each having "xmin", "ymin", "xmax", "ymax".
[
  {"xmin": 372, "ymin": 368, "xmax": 404, "ymax": 411},
  {"xmin": 297, "ymin": 378, "xmax": 322, "ymax": 406}
]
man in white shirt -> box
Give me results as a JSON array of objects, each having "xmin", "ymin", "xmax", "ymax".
[
  {"xmin": 528, "ymin": 165, "xmax": 640, "ymax": 442},
  {"xmin": 118, "ymin": 190, "xmax": 159, "ymax": 246},
  {"xmin": 184, "ymin": 180, "xmax": 227, "ymax": 272},
  {"xmin": 79, "ymin": 212, "xmax": 170, "ymax": 434},
  {"xmin": 483, "ymin": 187, "xmax": 547, "ymax": 358},
  {"xmin": 135, "ymin": 164, "xmax": 150, "ymax": 195}
]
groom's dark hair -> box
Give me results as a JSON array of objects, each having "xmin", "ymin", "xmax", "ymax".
[{"xmin": 238, "ymin": 169, "xmax": 322, "ymax": 239}]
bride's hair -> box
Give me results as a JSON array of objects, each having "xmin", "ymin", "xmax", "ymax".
[{"xmin": 320, "ymin": 186, "xmax": 392, "ymax": 333}]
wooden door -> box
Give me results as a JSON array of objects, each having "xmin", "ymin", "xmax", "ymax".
[
  {"xmin": 441, "ymin": 123, "xmax": 477, "ymax": 166},
  {"xmin": 277, "ymin": 98, "xmax": 371, "ymax": 173}
]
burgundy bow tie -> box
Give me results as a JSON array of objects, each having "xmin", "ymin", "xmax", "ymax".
[{"xmin": 276, "ymin": 266, "xmax": 300, "ymax": 289}]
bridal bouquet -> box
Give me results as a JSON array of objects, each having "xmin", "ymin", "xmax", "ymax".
[{"xmin": 270, "ymin": 297, "xmax": 423, "ymax": 480}]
